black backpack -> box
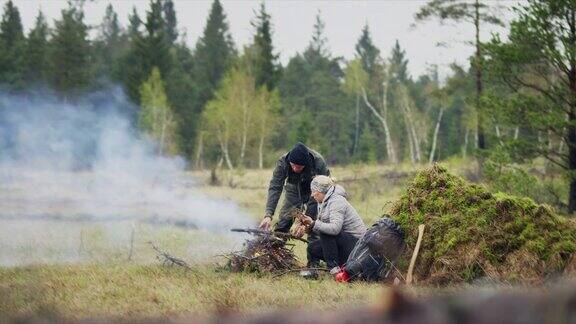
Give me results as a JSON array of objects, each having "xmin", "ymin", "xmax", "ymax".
[{"xmin": 344, "ymin": 217, "xmax": 405, "ymax": 281}]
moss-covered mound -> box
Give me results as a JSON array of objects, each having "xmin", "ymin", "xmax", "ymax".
[{"xmin": 389, "ymin": 164, "xmax": 576, "ymax": 285}]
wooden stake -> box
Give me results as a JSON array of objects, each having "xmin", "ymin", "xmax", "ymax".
[
  {"xmin": 128, "ymin": 226, "xmax": 135, "ymax": 261},
  {"xmin": 406, "ymin": 224, "xmax": 425, "ymax": 285}
]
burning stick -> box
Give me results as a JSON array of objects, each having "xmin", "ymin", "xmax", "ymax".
[{"xmin": 406, "ymin": 224, "xmax": 425, "ymax": 285}]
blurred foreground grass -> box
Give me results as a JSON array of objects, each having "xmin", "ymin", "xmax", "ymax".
[{"xmin": 0, "ymin": 264, "xmax": 386, "ymax": 320}]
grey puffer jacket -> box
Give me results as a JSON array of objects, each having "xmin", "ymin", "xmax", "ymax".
[{"xmin": 312, "ymin": 185, "xmax": 366, "ymax": 238}]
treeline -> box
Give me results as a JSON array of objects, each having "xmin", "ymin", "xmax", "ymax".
[
  {"xmin": 0, "ymin": 0, "xmax": 491, "ymax": 169},
  {"xmin": 0, "ymin": 0, "xmax": 561, "ymax": 175}
]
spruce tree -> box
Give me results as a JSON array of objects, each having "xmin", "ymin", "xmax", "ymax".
[
  {"xmin": 25, "ymin": 10, "xmax": 49, "ymax": 85},
  {"xmin": 140, "ymin": 0, "xmax": 172, "ymax": 75},
  {"xmin": 163, "ymin": 0, "xmax": 178, "ymax": 43},
  {"xmin": 193, "ymin": 0, "xmax": 236, "ymax": 109},
  {"xmin": 307, "ymin": 12, "xmax": 329, "ymax": 59},
  {"xmin": 251, "ymin": 2, "xmax": 279, "ymax": 90},
  {"xmin": 282, "ymin": 12, "xmax": 353, "ymax": 163},
  {"xmin": 122, "ymin": 0, "xmax": 173, "ymax": 103},
  {"xmin": 127, "ymin": 6, "xmax": 142, "ymax": 41},
  {"xmin": 94, "ymin": 4, "xmax": 125, "ymax": 81},
  {"xmin": 49, "ymin": 3, "xmax": 92, "ymax": 95},
  {"xmin": 355, "ymin": 24, "xmax": 380, "ymax": 76},
  {"xmin": 0, "ymin": 0, "xmax": 25, "ymax": 89},
  {"xmin": 389, "ymin": 40, "xmax": 410, "ymax": 83}
]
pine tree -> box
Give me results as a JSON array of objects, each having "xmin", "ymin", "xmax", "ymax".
[
  {"xmin": 25, "ymin": 10, "xmax": 49, "ymax": 85},
  {"xmin": 49, "ymin": 3, "xmax": 92, "ymax": 95},
  {"xmin": 193, "ymin": 0, "xmax": 236, "ymax": 109},
  {"xmin": 163, "ymin": 0, "xmax": 178, "ymax": 43},
  {"xmin": 0, "ymin": 0, "xmax": 25, "ymax": 89},
  {"xmin": 251, "ymin": 2, "xmax": 279, "ymax": 90}
]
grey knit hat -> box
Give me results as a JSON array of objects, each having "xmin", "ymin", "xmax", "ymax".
[{"xmin": 310, "ymin": 175, "xmax": 334, "ymax": 194}]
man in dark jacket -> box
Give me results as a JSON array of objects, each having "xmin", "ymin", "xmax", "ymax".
[{"xmin": 259, "ymin": 142, "xmax": 330, "ymax": 266}]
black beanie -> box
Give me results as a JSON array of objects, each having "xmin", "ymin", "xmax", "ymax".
[{"xmin": 288, "ymin": 142, "xmax": 310, "ymax": 166}]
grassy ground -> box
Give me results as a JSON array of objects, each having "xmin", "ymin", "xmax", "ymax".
[
  {"xmin": 0, "ymin": 162, "xmax": 465, "ymax": 320},
  {"xmin": 0, "ymin": 264, "xmax": 389, "ymax": 320}
]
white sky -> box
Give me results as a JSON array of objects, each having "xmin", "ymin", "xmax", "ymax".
[{"xmin": 11, "ymin": 0, "xmax": 520, "ymax": 79}]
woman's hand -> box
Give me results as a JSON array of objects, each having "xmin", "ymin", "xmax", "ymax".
[
  {"xmin": 292, "ymin": 224, "xmax": 306, "ymax": 238},
  {"xmin": 301, "ymin": 216, "xmax": 314, "ymax": 226}
]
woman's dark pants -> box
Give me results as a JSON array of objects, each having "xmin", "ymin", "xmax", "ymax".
[{"xmin": 308, "ymin": 232, "xmax": 359, "ymax": 269}]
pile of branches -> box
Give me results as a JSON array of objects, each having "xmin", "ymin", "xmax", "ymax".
[{"xmin": 226, "ymin": 229, "xmax": 300, "ymax": 273}]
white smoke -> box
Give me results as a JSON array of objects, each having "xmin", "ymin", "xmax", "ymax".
[{"xmin": 0, "ymin": 88, "xmax": 253, "ymax": 266}]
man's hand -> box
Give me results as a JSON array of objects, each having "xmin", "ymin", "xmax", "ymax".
[{"xmin": 259, "ymin": 215, "xmax": 272, "ymax": 230}]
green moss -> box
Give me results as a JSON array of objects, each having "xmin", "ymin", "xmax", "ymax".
[{"xmin": 388, "ymin": 164, "xmax": 576, "ymax": 285}]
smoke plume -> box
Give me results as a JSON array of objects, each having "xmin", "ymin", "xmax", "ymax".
[{"xmin": 0, "ymin": 88, "xmax": 253, "ymax": 266}]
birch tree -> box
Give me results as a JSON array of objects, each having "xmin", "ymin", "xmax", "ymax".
[
  {"xmin": 140, "ymin": 67, "xmax": 177, "ymax": 155},
  {"xmin": 343, "ymin": 59, "xmax": 398, "ymax": 163}
]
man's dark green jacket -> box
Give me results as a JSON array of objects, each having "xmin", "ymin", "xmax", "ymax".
[{"xmin": 265, "ymin": 147, "xmax": 330, "ymax": 218}]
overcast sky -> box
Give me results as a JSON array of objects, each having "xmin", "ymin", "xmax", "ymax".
[{"xmin": 12, "ymin": 0, "xmax": 520, "ymax": 79}]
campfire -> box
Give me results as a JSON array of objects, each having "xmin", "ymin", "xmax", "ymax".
[{"xmin": 226, "ymin": 229, "xmax": 301, "ymax": 273}]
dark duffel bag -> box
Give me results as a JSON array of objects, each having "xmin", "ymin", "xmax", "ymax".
[{"xmin": 344, "ymin": 217, "xmax": 405, "ymax": 281}]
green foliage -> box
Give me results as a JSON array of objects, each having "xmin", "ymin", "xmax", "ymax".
[
  {"xmin": 0, "ymin": 0, "xmax": 25, "ymax": 90},
  {"xmin": 356, "ymin": 123, "xmax": 378, "ymax": 164},
  {"xmin": 127, "ymin": 6, "xmax": 142, "ymax": 40},
  {"xmin": 355, "ymin": 24, "xmax": 380, "ymax": 77},
  {"xmin": 342, "ymin": 59, "xmax": 368, "ymax": 95},
  {"xmin": 139, "ymin": 67, "xmax": 178, "ymax": 154},
  {"xmin": 251, "ymin": 3, "xmax": 280, "ymax": 90},
  {"xmin": 483, "ymin": 147, "xmax": 568, "ymax": 210},
  {"xmin": 163, "ymin": 0, "xmax": 178, "ymax": 43},
  {"xmin": 389, "ymin": 40, "xmax": 410, "ymax": 84},
  {"xmin": 484, "ymin": 0, "xmax": 576, "ymax": 212},
  {"xmin": 24, "ymin": 10, "xmax": 49, "ymax": 85},
  {"xmin": 122, "ymin": 0, "xmax": 174, "ymax": 103},
  {"xmin": 193, "ymin": 0, "xmax": 236, "ymax": 111},
  {"xmin": 0, "ymin": 0, "xmax": 530, "ymax": 169},
  {"xmin": 49, "ymin": 3, "xmax": 93, "ymax": 95},
  {"xmin": 202, "ymin": 66, "xmax": 279, "ymax": 169},
  {"xmin": 93, "ymin": 4, "xmax": 127, "ymax": 83},
  {"xmin": 165, "ymin": 43, "xmax": 197, "ymax": 159},
  {"xmin": 414, "ymin": 0, "xmax": 504, "ymax": 26},
  {"xmin": 390, "ymin": 164, "xmax": 576, "ymax": 284}
]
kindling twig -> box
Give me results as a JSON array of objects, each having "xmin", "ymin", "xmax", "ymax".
[
  {"xmin": 148, "ymin": 241, "xmax": 191, "ymax": 270},
  {"xmin": 230, "ymin": 228, "xmax": 308, "ymax": 243}
]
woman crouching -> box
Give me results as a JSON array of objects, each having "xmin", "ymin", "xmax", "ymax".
[{"xmin": 300, "ymin": 175, "xmax": 366, "ymax": 275}]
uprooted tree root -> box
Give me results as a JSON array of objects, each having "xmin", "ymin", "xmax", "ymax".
[
  {"xmin": 225, "ymin": 236, "xmax": 299, "ymax": 273},
  {"xmin": 389, "ymin": 164, "xmax": 576, "ymax": 285}
]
